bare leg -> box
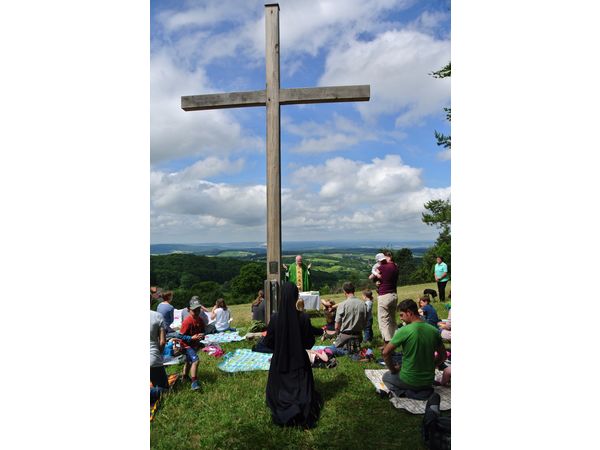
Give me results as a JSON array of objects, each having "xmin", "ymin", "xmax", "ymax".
[{"xmin": 190, "ymin": 360, "xmax": 199, "ymax": 379}]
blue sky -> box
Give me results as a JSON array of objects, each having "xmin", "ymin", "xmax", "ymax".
[{"xmin": 150, "ymin": 0, "xmax": 450, "ymax": 244}]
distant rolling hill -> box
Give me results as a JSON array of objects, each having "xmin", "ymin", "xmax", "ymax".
[{"xmin": 150, "ymin": 240, "xmax": 433, "ymax": 256}]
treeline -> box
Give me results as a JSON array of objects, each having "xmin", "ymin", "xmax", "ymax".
[
  {"xmin": 150, "ymin": 247, "xmax": 450, "ymax": 310},
  {"xmin": 150, "ymin": 254, "xmax": 265, "ymax": 309}
]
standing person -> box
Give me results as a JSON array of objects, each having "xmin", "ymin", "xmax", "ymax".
[
  {"xmin": 434, "ymin": 256, "xmax": 449, "ymax": 303},
  {"xmin": 179, "ymin": 298, "xmax": 206, "ymax": 391},
  {"xmin": 362, "ymin": 290, "xmax": 374, "ymax": 343},
  {"xmin": 211, "ymin": 298, "xmax": 236, "ymax": 332},
  {"xmin": 264, "ymin": 282, "xmax": 323, "ymax": 429},
  {"xmin": 150, "ymin": 309, "xmax": 169, "ymax": 402},
  {"xmin": 382, "ymin": 299, "xmax": 446, "ymax": 397},
  {"xmin": 283, "ymin": 255, "xmax": 312, "ymax": 292},
  {"xmin": 251, "ymin": 290, "xmax": 266, "ymax": 323},
  {"xmin": 376, "ymin": 253, "xmax": 399, "ymax": 347}
]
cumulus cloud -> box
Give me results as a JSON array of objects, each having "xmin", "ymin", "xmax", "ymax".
[
  {"xmin": 285, "ymin": 114, "xmax": 379, "ymax": 154},
  {"xmin": 151, "ymin": 153, "xmax": 449, "ymax": 242},
  {"xmin": 154, "ymin": 0, "xmax": 417, "ymax": 66},
  {"xmin": 151, "ymin": 157, "xmax": 262, "ymax": 225},
  {"xmin": 280, "ymin": 155, "xmax": 449, "ymax": 237},
  {"xmin": 319, "ymin": 28, "xmax": 450, "ymax": 126},
  {"xmin": 291, "ymin": 154, "xmax": 422, "ymax": 199},
  {"xmin": 150, "ymin": 50, "xmax": 263, "ymax": 165}
]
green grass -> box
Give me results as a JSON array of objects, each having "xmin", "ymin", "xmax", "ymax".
[{"xmin": 151, "ymin": 282, "xmax": 450, "ymax": 449}]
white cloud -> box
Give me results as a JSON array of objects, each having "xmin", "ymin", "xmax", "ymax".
[
  {"xmin": 153, "ymin": 0, "xmax": 417, "ymax": 66},
  {"xmin": 285, "ymin": 114, "xmax": 378, "ymax": 154},
  {"xmin": 291, "ymin": 154, "xmax": 422, "ymax": 199},
  {"xmin": 151, "ymin": 157, "xmax": 261, "ymax": 225},
  {"xmin": 150, "ymin": 50, "xmax": 263, "ymax": 165},
  {"xmin": 151, "ymin": 153, "xmax": 449, "ymax": 243},
  {"xmin": 319, "ymin": 29, "xmax": 450, "ymax": 126},
  {"xmin": 437, "ymin": 149, "xmax": 451, "ymax": 161}
]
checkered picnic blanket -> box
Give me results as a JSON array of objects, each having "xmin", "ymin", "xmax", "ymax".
[
  {"xmin": 200, "ymin": 331, "xmax": 246, "ymax": 345},
  {"xmin": 365, "ymin": 369, "xmax": 451, "ymax": 414},
  {"xmin": 217, "ymin": 346, "xmax": 330, "ymax": 373},
  {"xmin": 218, "ymin": 349, "xmax": 272, "ymax": 372}
]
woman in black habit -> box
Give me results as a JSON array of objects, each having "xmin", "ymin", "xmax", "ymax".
[{"xmin": 264, "ymin": 282, "xmax": 323, "ymax": 428}]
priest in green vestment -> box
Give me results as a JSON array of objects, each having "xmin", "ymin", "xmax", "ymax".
[{"xmin": 283, "ymin": 255, "xmax": 312, "ymax": 292}]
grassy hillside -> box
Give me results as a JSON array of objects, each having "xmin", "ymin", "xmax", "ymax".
[{"xmin": 151, "ymin": 282, "xmax": 450, "ymax": 449}]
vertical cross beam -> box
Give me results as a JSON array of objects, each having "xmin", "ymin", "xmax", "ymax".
[{"xmin": 265, "ymin": 4, "xmax": 281, "ymax": 315}]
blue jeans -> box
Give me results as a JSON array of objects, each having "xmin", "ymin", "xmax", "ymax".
[
  {"xmin": 185, "ymin": 347, "xmax": 199, "ymax": 363},
  {"xmin": 327, "ymin": 345, "xmax": 348, "ymax": 357},
  {"xmin": 363, "ymin": 316, "xmax": 373, "ymax": 342}
]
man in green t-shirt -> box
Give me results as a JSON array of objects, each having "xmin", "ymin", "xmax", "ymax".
[{"xmin": 382, "ymin": 299, "xmax": 446, "ymax": 395}]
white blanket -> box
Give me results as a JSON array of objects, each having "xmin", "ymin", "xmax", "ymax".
[{"xmin": 364, "ymin": 369, "xmax": 451, "ymax": 414}]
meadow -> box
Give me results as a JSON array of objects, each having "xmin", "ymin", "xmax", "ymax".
[{"xmin": 151, "ymin": 282, "xmax": 450, "ymax": 450}]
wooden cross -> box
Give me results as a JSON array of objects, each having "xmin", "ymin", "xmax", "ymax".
[{"xmin": 181, "ymin": 3, "xmax": 369, "ymax": 318}]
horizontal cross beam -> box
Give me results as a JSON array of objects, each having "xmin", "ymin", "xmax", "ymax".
[{"xmin": 181, "ymin": 85, "xmax": 370, "ymax": 111}]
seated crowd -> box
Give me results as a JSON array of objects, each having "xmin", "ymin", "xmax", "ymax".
[{"xmin": 150, "ymin": 276, "xmax": 451, "ymax": 428}]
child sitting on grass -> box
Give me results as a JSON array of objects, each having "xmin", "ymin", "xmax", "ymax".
[{"xmin": 418, "ymin": 296, "xmax": 440, "ymax": 328}]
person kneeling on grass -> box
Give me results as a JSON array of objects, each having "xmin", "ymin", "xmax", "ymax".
[
  {"xmin": 180, "ymin": 297, "xmax": 206, "ymax": 391},
  {"xmin": 320, "ymin": 299, "xmax": 338, "ymax": 340},
  {"xmin": 264, "ymin": 282, "xmax": 323, "ymax": 428},
  {"xmin": 382, "ymin": 299, "xmax": 446, "ymax": 399},
  {"xmin": 327, "ymin": 282, "xmax": 367, "ymax": 356}
]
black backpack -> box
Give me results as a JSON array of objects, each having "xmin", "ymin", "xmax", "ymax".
[{"xmin": 422, "ymin": 393, "xmax": 451, "ymax": 450}]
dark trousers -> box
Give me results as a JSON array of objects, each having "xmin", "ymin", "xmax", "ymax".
[
  {"xmin": 437, "ymin": 281, "xmax": 448, "ymax": 302},
  {"xmin": 150, "ymin": 365, "xmax": 169, "ymax": 389},
  {"xmin": 363, "ymin": 317, "xmax": 373, "ymax": 343}
]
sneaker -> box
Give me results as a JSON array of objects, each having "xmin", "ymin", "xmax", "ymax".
[
  {"xmin": 375, "ymin": 388, "xmax": 390, "ymax": 399},
  {"xmin": 191, "ymin": 380, "xmax": 201, "ymax": 391}
]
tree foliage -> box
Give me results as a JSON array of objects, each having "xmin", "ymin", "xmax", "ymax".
[
  {"xmin": 417, "ymin": 198, "xmax": 451, "ymax": 283},
  {"xmin": 431, "ymin": 62, "xmax": 451, "ymax": 150},
  {"xmin": 227, "ymin": 263, "xmax": 266, "ymax": 305},
  {"xmin": 422, "ymin": 198, "xmax": 451, "ymax": 237}
]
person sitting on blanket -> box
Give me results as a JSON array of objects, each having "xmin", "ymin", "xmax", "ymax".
[
  {"xmin": 327, "ymin": 282, "xmax": 367, "ymax": 356},
  {"xmin": 210, "ymin": 298, "xmax": 236, "ymax": 333},
  {"xmin": 438, "ymin": 308, "xmax": 451, "ymax": 341},
  {"xmin": 264, "ymin": 282, "xmax": 323, "ymax": 428},
  {"xmin": 156, "ymin": 291, "xmax": 175, "ymax": 334},
  {"xmin": 179, "ymin": 297, "xmax": 206, "ymax": 391},
  {"xmin": 418, "ymin": 296, "xmax": 440, "ymax": 328},
  {"xmin": 251, "ymin": 289, "xmax": 266, "ymax": 323},
  {"xmin": 382, "ymin": 299, "xmax": 447, "ymax": 398}
]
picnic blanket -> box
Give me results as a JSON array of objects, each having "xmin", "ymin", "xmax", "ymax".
[
  {"xmin": 365, "ymin": 369, "xmax": 451, "ymax": 414},
  {"xmin": 200, "ymin": 331, "xmax": 245, "ymax": 345},
  {"xmin": 218, "ymin": 346, "xmax": 330, "ymax": 373},
  {"xmin": 218, "ymin": 349, "xmax": 272, "ymax": 372},
  {"xmin": 150, "ymin": 373, "xmax": 179, "ymax": 422},
  {"xmin": 163, "ymin": 354, "xmax": 185, "ymax": 366}
]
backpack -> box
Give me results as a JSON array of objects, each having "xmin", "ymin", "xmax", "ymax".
[{"xmin": 422, "ymin": 393, "xmax": 451, "ymax": 450}]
